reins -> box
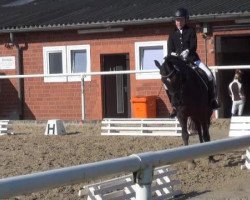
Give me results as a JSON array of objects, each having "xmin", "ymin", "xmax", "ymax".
[{"xmin": 161, "ymin": 68, "xmax": 176, "ymax": 79}]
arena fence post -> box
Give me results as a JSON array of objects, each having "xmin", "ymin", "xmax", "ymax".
[
  {"xmin": 135, "ymin": 166, "xmax": 153, "ymax": 200},
  {"xmin": 81, "ymin": 75, "xmax": 85, "ymax": 121}
]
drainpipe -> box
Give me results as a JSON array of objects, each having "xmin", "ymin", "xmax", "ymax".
[
  {"xmin": 202, "ymin": 23, "xmax": 210, "ymax": 66},
  {"xmin": 9, "ymin": 33, "xmax": 24, "ymax": 119}
]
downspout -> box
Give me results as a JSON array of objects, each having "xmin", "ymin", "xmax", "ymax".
[
  {"xmin": 202, "ymin": 23, "xmax": 209, "ymax": 66},
  {"xmin": 9, "ymin": 33, "xmax": 24, "ymax": 119}
]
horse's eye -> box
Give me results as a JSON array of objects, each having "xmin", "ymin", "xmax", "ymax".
[{"xmin": 167, "ymin": 78, "xmax": 171, "ymax": 82}]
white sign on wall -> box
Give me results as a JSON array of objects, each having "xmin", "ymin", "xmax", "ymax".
[{"xmin": 0, "ymin": 56, "xmax": 15, "ymax": 70}]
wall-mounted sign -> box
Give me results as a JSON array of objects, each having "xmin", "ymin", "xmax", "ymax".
[{"xmin": 0, "ymin": 56, "xmax": 15, "ymax": 70}]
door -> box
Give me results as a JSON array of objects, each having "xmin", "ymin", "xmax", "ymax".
[
  {"xmin": 102, "ymin": 54, "xmax": 130, "ymax": 118},
  {"xmin": 216, "ymin": 36, "xmax": 250, "ymax": 117}
]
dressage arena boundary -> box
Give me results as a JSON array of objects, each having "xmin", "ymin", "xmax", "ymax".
[
  {"xmin": 229, "ymin": 116, "xmax": 250, "ymax": 137},
  {"xmin": 241, "ymin": 147, "xmax": 250, "ymax": 170},
  {"xmin": 78, "ymin": 165, "xmax": 181, "ymax": 200},
  {"xmin": 229, "ymin": 116, "xmax": 250, "ymax": 169},
  {"xmin": 1, "ymin": 135, "xmax": 250, "ymax": 199},
  {"xmin": 0, "ymin": 120, "xmax": 13, "ymax": 135},
  {"xmin": 101, "ymin": 118, "xmax": 182, "ymax": 136}
]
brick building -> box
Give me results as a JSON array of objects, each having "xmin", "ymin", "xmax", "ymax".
[{"xmin": 0, "ymin": 0, "xmax": 250, "ymax": 120}]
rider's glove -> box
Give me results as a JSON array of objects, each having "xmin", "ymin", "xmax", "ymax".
[
  {"xmin": 170, "ymin": 52, "xmax": 178, "ymax": 56},
  {"xmin": 180, "ymin": 49, "xmax": 189, "ymax": 60}
]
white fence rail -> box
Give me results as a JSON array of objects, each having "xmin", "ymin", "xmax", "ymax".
[
  {"xmin": 101, "ymin": 118, "xmax": 182, "ymax": 136},
  {"xmin": 0, "ymin": 135, "xmax": 250, "ymax": 199},
  {"xmin": 0, "ymin": 65, "xmax": 249, "ymax": 121}
]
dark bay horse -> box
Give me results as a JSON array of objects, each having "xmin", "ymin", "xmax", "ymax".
[{"xmin": 155, "ymin": 55, "xmax": 214, "ymax": 166}]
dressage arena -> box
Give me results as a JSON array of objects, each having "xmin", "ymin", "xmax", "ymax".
[{"xmin": 1, "ymin": 119, "xmax": 250, "ymax": 199}]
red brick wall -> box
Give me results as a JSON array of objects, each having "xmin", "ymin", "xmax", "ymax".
[
  {"xmin": 0, "ymin": 34, "xmax": 20, "ymax": 118},
  {"xmin": 0, "ymin": 22, "xmax": 242, "ymax": 120}
]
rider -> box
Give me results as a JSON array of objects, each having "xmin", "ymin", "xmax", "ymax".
[{"xmin": 166, "ymin": 7, "xmax": 219, "ymax": 117}]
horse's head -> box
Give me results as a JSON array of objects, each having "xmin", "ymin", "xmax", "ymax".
[{"xmin": 155, "ymin": 56, "xmax": 183, "ymax": 95}]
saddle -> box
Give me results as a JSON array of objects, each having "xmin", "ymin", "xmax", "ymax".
[
  {"xmin": 188, "ymin": 62, "xmax": 209, "ymax": 90},
  {"xmin": 187, "ymin": 62, "xmax": 216, "ymax": 107}
]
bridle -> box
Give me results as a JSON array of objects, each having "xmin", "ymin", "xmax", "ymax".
[
  {"xmin": 161, "ymin": 68, "xmax": 176, "ymax": 79},
  {"xmin": 161, "ymin": 66, "xmax": 184, "ymax": 96}
]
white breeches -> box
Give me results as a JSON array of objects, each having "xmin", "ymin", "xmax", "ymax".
[
  {"xmin": 194, "ymin": 60, "xmax": 213, "ymax": 81},
  {"xmin": 231, "ymin": 100, "xmax": 245, "ymax": 116}
]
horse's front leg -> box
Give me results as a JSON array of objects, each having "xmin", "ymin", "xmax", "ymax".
[
  {"xmin": 178, "ymin": 115, "xmax": 196, "ymax": 169},
  {"xmin": 178, "ymin": 116, "xmax": 189, "ymax": 146},
  {"xmin": 201, "ymin": 120, "xmax": 216, "ymax": 163}
]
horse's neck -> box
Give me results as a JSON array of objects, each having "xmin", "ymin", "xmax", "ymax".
[{"xmin": 181, "ymin": 68, "xmax": 208, "ymax": 102}]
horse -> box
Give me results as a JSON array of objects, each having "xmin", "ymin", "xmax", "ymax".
[{"xmin": 155, "ymin": 55, "xmax": 215, "ymax": 167}]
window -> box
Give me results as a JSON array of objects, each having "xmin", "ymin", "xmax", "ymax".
[
  {"xmin": 49, "ymin": 52, "xmax": 63, "ymax": 74},
  {"xmin": 67, "ymin": 45, "xmax": 91, "ymax": 81},
  {"xmin": 43, "ymin": 45, "xmax": 91, "ymax": 82},
  {"xmin": 43, "ymin": 46, "xmax": 67, "ymax": 82},
  {"xmin": 135, "ymin": 41, "xmax": 167, "ymax": 79}
]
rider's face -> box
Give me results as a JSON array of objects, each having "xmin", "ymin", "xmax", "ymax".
[{"xmin": 175, "ymin": 18, "xmax": 186, "ymax": 29}]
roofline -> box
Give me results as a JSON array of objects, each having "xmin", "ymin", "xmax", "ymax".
[{"xmin": 0, "ymin": 12, "xmax": 250, "ymax": 33}]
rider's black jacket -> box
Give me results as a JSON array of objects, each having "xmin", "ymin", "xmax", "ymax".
[{"xmin": 167, "ymin": 25, "xmax": 200, "ymax": 62}]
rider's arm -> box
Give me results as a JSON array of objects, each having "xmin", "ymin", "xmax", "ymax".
[
  {"xmin": 189, "ymin": 28, "xmax": 198, "ymax": 53},
  {"xmin": 167, "ymin": 33, "xmax": 176, "ymax": 55}
]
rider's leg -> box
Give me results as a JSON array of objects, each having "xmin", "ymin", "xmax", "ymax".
[
  {"xmin": 194, "ymin": 60, "xmax": 220, "ymax": 109},
  {"xmin": 194, "ymin": 60, "xmax": 213, "ymax": 80}
]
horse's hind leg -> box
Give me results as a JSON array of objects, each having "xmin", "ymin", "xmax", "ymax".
[
  {"xmin": 202, "ymin": 122, "xmax": 210, "ymax": 142},
  {"xmin": 192, "ymin": 118, "xmax": 203, "ymax": 143},
  {"xmin": 201, "ymin": 121, "xmax": 216, "ymax": 163}
]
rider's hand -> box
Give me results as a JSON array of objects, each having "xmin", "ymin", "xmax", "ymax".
[
  {"xmin": 170, "ymin": 52, "xmax": 178, "ymax": 56},
  {"xmin": 180, "ymin": 49, "xmax": 189, "ymax": 60}
]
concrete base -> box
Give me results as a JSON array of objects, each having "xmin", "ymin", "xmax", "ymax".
[{"xmin": 45, "ymin": 119, "xmax": 66, "ymax": 135}]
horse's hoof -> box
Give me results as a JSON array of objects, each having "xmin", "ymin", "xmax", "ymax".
[
  {"xmin": 187, "ymin": 160, "xmax": 196, "ymax": 170},
  {"xmin": 208, "ymin": 156, "xmax": 217, "ymax": 163}
]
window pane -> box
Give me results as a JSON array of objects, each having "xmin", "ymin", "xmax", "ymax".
[
  {"xmin": 140, "ymin": 46, "xmax": 163, "ymax": 70},
  {"xmin": 71, "ymin": 50, "xmax": 87, "ymax": 73},
  {"xmin": 49, "ymin": 52, "xmax": 63, "ymax": 74}
]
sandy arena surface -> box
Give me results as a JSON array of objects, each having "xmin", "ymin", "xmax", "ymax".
[{"xmin": 0, "ymin": 119, "xmax": 250, "ymax": 200}]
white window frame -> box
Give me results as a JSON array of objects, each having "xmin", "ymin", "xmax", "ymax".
[
  {"xmin": 66, "ymin": 45, "xmax": 91, "ymax": 82},
  {"xmin": 43, "ymin": 46, "xmax": 67, "ymax": 82},
  {"xmin": 43, "ymin": 45, "xmax": 91, "ymax": 82},
  {"xmin": 135, "ymin": 41, "xmax": 167, "ymax": 80}
]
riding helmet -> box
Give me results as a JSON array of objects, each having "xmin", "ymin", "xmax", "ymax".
[{"xmin": 174, "ymin": 8, "xmax": 189, "ymax": 20}]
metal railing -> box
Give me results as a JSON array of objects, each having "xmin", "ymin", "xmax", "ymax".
[
  {"xmin": 0, "ymin": 135, "xmax": 250, "ymax": 199},
  {"xmin": 0, "ymin": 65, "xmax": 250, "ymax": 120}
]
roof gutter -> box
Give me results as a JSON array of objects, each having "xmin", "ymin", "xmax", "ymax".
[{"xmin": 0, "ymin": 12, "xmax": 250, "ymax": 33}]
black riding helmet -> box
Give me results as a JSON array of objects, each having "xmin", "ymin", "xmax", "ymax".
[{"xmin": 174, "ymin": 8, "xmax": 189, "ymax": 20}]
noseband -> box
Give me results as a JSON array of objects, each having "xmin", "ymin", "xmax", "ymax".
[{"xmin": 161, "ymin": 68, "xmax": 177, "ymax": 80}]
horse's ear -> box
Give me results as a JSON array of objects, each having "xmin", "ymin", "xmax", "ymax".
[{"xmin": 154, "ymin": 60, "xmax": 161, "ymax": 69}]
